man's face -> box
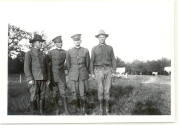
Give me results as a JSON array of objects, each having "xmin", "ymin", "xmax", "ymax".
[
  {"xmin": 55, "ymin": 42, "xmax": 63, "ymax": 48},
  {"xmin": 34, "ymin": 41, "xmax": 42, "ymax": 49},
  {"xmin": 74, "ymin": 40, "xmax": 81, "ymax": 47},
  {"xmin": 98, "ymin": 35, "xmax": 106, "ymax": 44}
]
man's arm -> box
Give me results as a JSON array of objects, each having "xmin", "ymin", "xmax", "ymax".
[
  {"xmin": 46, "ymin": 51, "xmax": 52, "ymax": 81},
  {"xmin": 85, "ymin": 49, "xmax": 90, "ymax": 73},
  {"xmin": 111, "ymin": 47, "xmax": 116, "ymax": 73},
  {"xmin": 66, "ymin": 50, "xmax": 71, "ymax": 70},
  {"xmin": 90, "ymin": 48, "xmax": 95, "ymax": 75},
  {"xmin": 24, "ymin": 51, "xmax": 34, "ymax": 82}
]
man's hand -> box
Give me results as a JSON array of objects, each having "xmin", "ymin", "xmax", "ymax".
[
  {"xmin": 46, "ymin": 80, "xmax": 51, "ymax": 86},
  {"xmin": 28, "ymin": 80, "xmax": 34, "ymax": 85},
  {"xmin": 91, "ymin": 74, "xmax": 95, "ymax": 79},
  {"xmin": 111, "ymin": 73, "xmax": 116, "ymax": 77}
]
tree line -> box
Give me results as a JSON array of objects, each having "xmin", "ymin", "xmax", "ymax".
[
  {"xmin": 116, "ymin": 57, "xmax": 171, "ymax": 75},
  {"xmin": 8, "ymin": 24, "xmax": 171, "ymax": 75}
]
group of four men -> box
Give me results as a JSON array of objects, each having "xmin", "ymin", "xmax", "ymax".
[{"xmin": 24, "ymin": 30, "xmax": 116, "ymax": 115}]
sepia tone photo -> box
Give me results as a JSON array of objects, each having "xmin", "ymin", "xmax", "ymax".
[{"xmin": 1, "ymin": 0, "xmax": 175, "ymax": 123}]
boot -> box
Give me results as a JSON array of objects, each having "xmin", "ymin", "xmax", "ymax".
[
  {"xmin": 77, "ymin": 98, "xmax": 81, "ymax": 114},
  {"xmin": 55, "ymin": 98, "xmax": 60, "ymax": 115},
  {"xmin": 61, "ymin": 97, "xmax": 69, "ymax": 115},
  {"xmin": 99, "ymin": 100, "xmax": 103, "ymax": 115},
  {"xmin": 105, "ymin": 100, "xmax": 109, "ymax": 115},
  {"xmin": 80, "ymin": 99, "xmax": 86, "ymax": 115},
  {"xmin": 30, "ymin": 102, "xmax": 36, "ymax": 115},
  {"xmin": 39, "ymin": 100, "xmax": 45, "ymax": 115}
]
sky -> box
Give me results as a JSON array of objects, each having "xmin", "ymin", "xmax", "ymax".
[{"xmin": 5, "ymin": 0, "xmax": 174, "ymax": 62}]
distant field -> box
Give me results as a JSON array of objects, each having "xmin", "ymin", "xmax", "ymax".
[{"xmin": 8, "ymin": 74, "xmax": 171, "ymax": 115}]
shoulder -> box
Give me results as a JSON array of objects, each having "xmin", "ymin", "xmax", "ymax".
[
  {"xmin": 81, "ymin": 47, "xmax": 89, "ymax": 53},
  {"xmin": 25, "ymin": 50, "xmax": 32, "ymax": 56},
  {"xmin": 92, "ymin": 45, "xmax": 99, "ymax": 51},
  {"xmin": 106, "ymin": 44, "xmax": 113, "ymax": 50},
  {"xmin": 49, "ymin": 48, "xmax": 56, "ymax": 53},
  {"xmin": 67, "ymin": 47, "xmax": 74, "ymax": 54},
  {"xmin": 61, "ymin": 49, "xmax": 66, "ymax": 53}
]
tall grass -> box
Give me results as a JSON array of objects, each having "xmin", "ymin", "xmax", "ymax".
[{"xmin": 8, "ymin": 74, "xmax": 171, "ymax": 115}]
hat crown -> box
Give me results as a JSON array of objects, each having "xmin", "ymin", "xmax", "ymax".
[
  {"xmin": 52, "ymin": 36, "xmax": 62, "ymax": 43},
  {"xmin": 95, "ymin": 29, "xmax": 109, "ymax": 38},
  {"xmin": 98, "ymin": 29, "xmax": 106, "ymax": 34},
  {"xmin": 71, "ymin": 34, "xmax": 81, "ymax": 41},
  {"xmin": 30, "ymin": 34, "xmax": 45, "ymax": 43},
  {"xmin": 33, "ymin": 34, "xmax": 43, "ymax": 40}
]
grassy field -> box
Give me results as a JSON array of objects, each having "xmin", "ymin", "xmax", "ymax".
[{"xmin": 8, "ymin": 74, "xmax": 171, "ymax": 115}]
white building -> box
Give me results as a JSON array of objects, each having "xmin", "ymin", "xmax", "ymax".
[
  {"xmin": 116, "ymin": 67, "xmax": 128, "ymax": 78},
  {"xmin": 164, "ymin": 66, "xmax": 171, "ymax": 74}
]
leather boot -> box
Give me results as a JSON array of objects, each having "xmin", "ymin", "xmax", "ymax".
[
  {"xmin": 30, "ymin": 102, "xmax": 36, "ymax": 115},
  {"xmin": 99, "ymin": 100, "xmax": 103, "ymax": 115},
  {"xmin": 77, "ymin": 98, "xmax": 81, "ymax": 113},
  {"xmin": 61, "ymin": 97, "xmax": 69, "ymax": 115},
  {"xmin": 80, "ymin": 99, "xmax": 86, "ymax": 115},
  {"xmin": 39, "ymin": 100, "xmax": 45, "ymax": 115},
  {"xmin": 105, "ymin": 100, "xmax": 109, "ymax": 115},
  {"xmin": 55, "ymin": 98, "xmax": 60, "ymax": 115}
]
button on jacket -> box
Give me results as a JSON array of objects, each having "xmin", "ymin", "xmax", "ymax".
[
  {"xmin": 24, "ymin": 48, "xmax": 49, "ymax": 82},
  {"xmin": 47, "ymin": 48, "xmax": 66, "ymax": 82},
  {"xmin": 90, "ymin": 44, "xmax": 116, "ymax": 74},
  {"xmin": 66, "ymin": 47, "xmax": 90, "ymax": 81}
]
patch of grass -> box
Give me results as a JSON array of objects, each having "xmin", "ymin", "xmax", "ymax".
[{"xmin": 8, "ymin": 74, "xmax": 171, "ymax": 115}]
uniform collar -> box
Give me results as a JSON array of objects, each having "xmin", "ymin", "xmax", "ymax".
[
  {"xmin": 74, "ymin": 46, "xmax": 81, "ymax": 49},
  {"xmin": 99, "ymin": 43, "xmax": 106, "ymax": 46},
  {"xmin": 32, "ymin": 47, "xmax": 40, "ymax": 52},
  {"xmin": 51, "ymin": 46, "xmax": 62, "ymax": 50}
]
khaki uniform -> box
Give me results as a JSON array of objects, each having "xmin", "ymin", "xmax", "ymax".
[
  {"xmin": 47, "ymin": 48, "xmax": 70, "ymax": 114},
  {"xmin": 48, "ymin": 48, "xmax": 67, "ymax": 97},
  {"xmin": 66, "ymin": 47, "xmax": 90, "ymax": 100}
]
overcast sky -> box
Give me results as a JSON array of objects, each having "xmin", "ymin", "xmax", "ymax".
[{"xmin": 5, "ymin": 0, "xmax": 174, "ymax": 62}]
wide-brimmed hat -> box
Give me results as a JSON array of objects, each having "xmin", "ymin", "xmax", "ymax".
[
  {"xmin": 52, "ymin": 36, "xmax": 62, "ymax": 43},
  {"xmin": 95, "ymin": 30, "xmax": 109, "ymax": 38},
  {"xmin": 71, "ymin": 34, "xmax": 81, "ymax": 41},
  {"xmin": 29, "ymin": 34, "xmax": 45, "ymax": 43}
]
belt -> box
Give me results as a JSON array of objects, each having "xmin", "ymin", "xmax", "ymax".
[
  {"xmin": 71, "ymin": 64, "xmax": 85, "ymax": 68},
  {"xmin": 94, "ymin": 65, "xmax": 111, "ymax": 69}
]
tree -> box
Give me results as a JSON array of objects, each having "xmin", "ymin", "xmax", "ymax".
[
  {"xmin": 8, "ymin": 24, "xmax": 32, "ymax": 60},
  {"xmin": 116, "ymin": 57, "xmax": 125, "ymax": 67},
  {"xmin": 125, "ymin": 58, "xmax": 171, "ymax": 75},
  {"xmin": 8, "ymin": 24, "xmax": 53, "ymax": 74}
]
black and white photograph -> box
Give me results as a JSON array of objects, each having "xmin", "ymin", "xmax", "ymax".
[{"xmin": 0, "ymin": 0, "xmax": 175, "ymax": 123}]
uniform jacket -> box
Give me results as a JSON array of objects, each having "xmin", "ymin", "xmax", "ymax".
[
  {"xmin": 90, "ymin": 44, "xmax": 116, "ymax": 74},
  {"xmin": 47, "ymin": 48, "xmax": 66, "ymax": 83},
  {"xmin": 66, "ymin": 47, "xmax": 90, "ymax": 81},
  {"xmin": 24, "ymin": 48, "xmax": 50, "ymax": 82}
]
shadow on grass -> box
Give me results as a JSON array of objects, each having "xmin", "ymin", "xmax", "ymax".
[
  {"xmin": 8, "ymin": 82, "xmax": 169, "ymax": 115},
  {"xmin": 132, "ymin": 101, "xmax": 161, "ymax": 115}
]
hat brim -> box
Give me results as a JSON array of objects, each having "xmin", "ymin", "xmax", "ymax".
[
  {"xmin": 29, "ymin": 39, "xmax": 45, "ymax": 43},
  {"xmin": 95, "ymin": 34, "xmax": 109, "ymax": 38}
]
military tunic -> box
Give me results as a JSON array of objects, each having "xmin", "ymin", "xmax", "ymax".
[
  {"xmin": 66, "ymin": 47, "xmax": 90, "ymax": 99},
  {"xmin": 47, "ymin": 48, "xmax": 67, "ymax": 98},
  {"xmin": 24, "ymin": 48, "xmax": 50, "ymax": 102}
]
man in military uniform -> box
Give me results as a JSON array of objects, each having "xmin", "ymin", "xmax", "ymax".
[
  {"xmin": 47, "ymin": 36, "xmax": 69, "ymax": 115},
  {"xmin": 90, "ymin": 30, "xmax": 116, "ymax": 115},
  {"xmin": 66, "ymin": 34, "xmax": 90, "ymax": 114},
  {"xmin": 24, "ymin": 34, "xmax": 50, "ymax": 115}
]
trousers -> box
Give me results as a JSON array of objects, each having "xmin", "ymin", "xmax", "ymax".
[
  {"xmin": 70, "ymin": 79, "xmax": 88, "ymax": 100},
  {"xmin": 29, "ymin": 80, "xmax": 47, "ymax": 102},
  {"xmin": 94, "ymin": 67, "xmax": 112, "ymax": 101}
]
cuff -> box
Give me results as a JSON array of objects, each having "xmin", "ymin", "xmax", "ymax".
[{"xmin": 26, "ymin": 76, "xmax": 34, "ymax": 82}]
